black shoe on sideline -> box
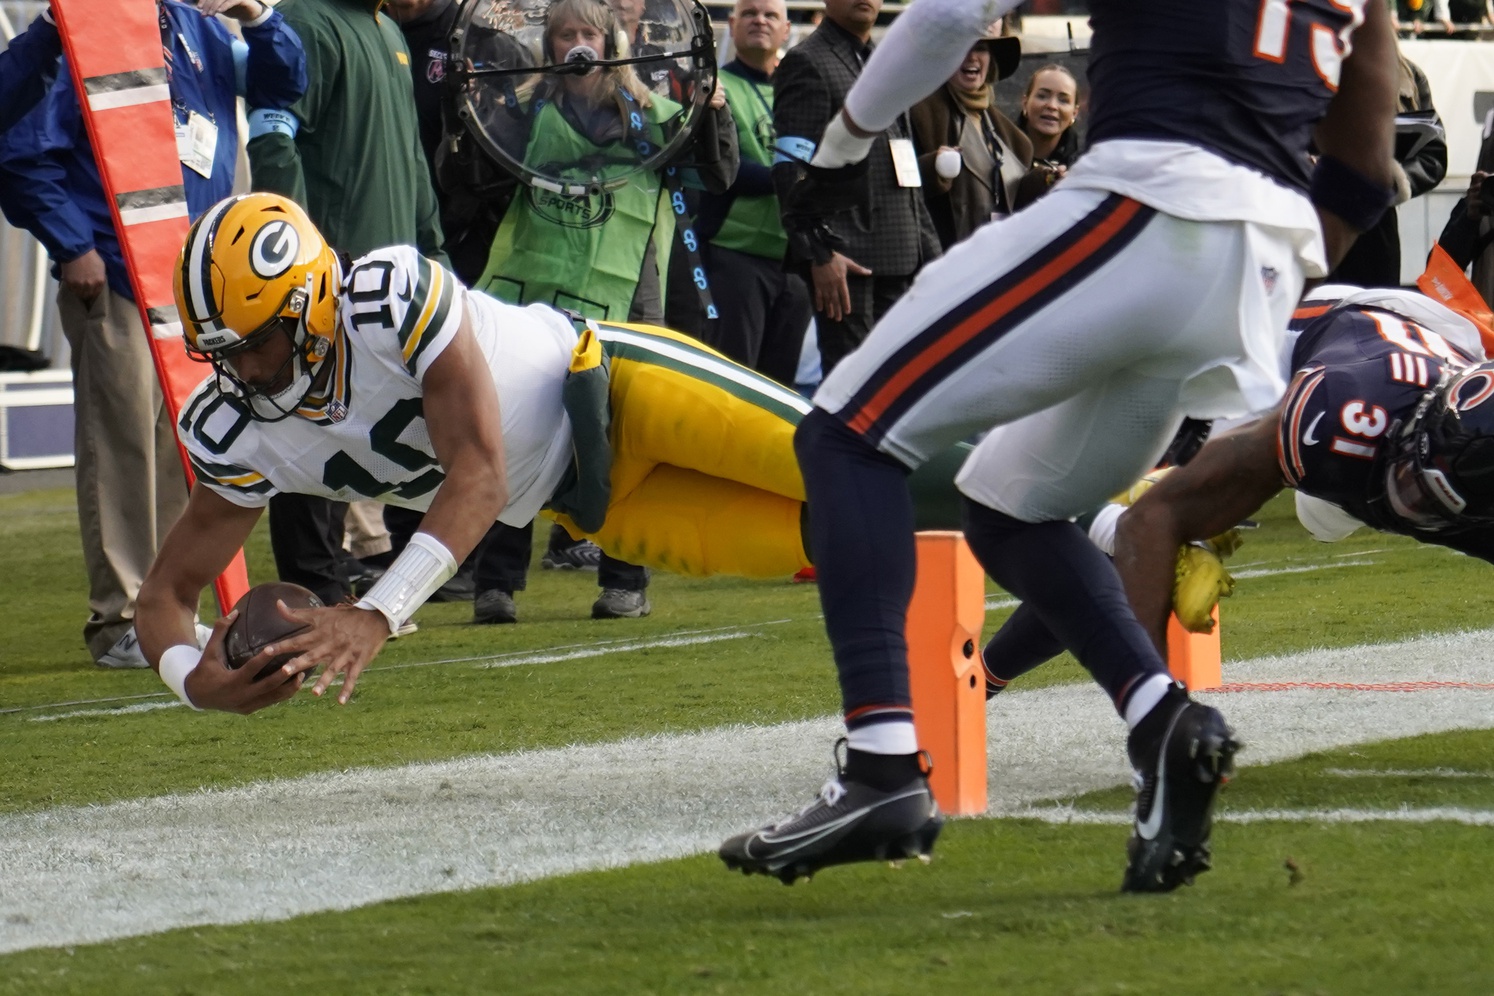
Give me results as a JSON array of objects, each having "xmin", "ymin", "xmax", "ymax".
[
  {"xmin": 719, "ymin": 741, "xmax": 944, "ymax": 885},
  {"xmin": 473, "ymin": 589, "xmax": 517, "ymax": 625},
  {"xmin": 542, "ymin": 539, "xmax": 602, "ymax": 571},
  {"xmin": 1121, "ymin": 683, "xmax": 1239, "ymax": 893},
  {"xmin": 591, "ymin": 588, "xmax": 650, "ymax": 619}
]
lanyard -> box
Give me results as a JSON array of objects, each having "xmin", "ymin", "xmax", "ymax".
[
  {"xmin": 160, "ymin": 5, "xmax": 214, "ymax": 126},
  {"xmin": 619, "ymin": 88, "xmax": 719, "ymax": 322}
]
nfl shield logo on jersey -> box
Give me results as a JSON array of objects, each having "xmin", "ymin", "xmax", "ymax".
[
  {"xmin": 327, "ymin": 399, "xmax": 348, "ymax": 423},
  {"xmin": 1260, "ymin": 267, "xmax": 1279, "ymax": 295}
]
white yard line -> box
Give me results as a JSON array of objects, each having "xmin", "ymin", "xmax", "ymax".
[
  {"xmin": 1322, "ymin": 767, "xmax": 1494, "ymax": 779},
  {"xmin": 1233, "ymin": 559, "xmax": 1377, "ymax": 580},
  {"xmin": 3, "ymin": 627, "xmax": 1494, "ymax": 955},
  {"xmin": 985, "ymin": 556, "xmax": 1379, "ymax": 609},
  {"xmin": 474, "ymin": 630, "xmax": 759, "ymax": 669},
  {"xmin": 30, "ymin": 701, "xmax": 184, "ymax": 723},
  {"xmin": 6, "ymin": 623, "xmax": 790, "ymax": 721},
  {"xmin": 1003, "ymin": 806, "xmax": 1494, "ymax": 826}
]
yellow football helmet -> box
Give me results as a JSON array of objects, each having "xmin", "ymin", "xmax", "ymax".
[{"xmin": 174, "ymin": 193, "xmax": 341, "ymax": 420}]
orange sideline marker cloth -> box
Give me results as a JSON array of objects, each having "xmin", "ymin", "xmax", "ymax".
[
  {"xmin": 53, "ymin": 0, "xmax": 249, "ymax": 611},
  {"xmin": 906, "ymin": 532, "xmax": 988, "ymax": 815},
  {"xmin": 1166, "ymin": 607, "xmax": 1221, "ymax": 691},
  {"xmin": 1418, "ymin": 244, "xmax": 1494, "ymax": 357}
]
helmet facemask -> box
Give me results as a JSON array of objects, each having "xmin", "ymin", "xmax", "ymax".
[
  {"xmin": 1381, "ymin": 365, "xmax": 1494, "ymax": 531},
  {"xmin": 193, "ymin": 276, "xmax": 331, "ymax": 423}
]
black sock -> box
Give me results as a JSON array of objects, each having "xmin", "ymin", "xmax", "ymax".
[
  {"xmin": 845, "ymin": 748, "xmax": 922, "ymax": 791},
  {"xmin": 961, "ymin": 498, "xmax": 1168, "ymax": 707}
]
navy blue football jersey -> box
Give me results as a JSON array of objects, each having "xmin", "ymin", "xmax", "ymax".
[
  {"xmin": 1086, "ymin": 0, "xmax": 1368, "ymax": 191},
  {"xmin": 1277, "ymin": 305, "xmax": 1484, "ymax": 542}
]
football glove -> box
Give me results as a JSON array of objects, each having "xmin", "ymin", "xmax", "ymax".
[{"xmin": 1173, "ymin": 544, "xmax": 1235, "ymax": 634}]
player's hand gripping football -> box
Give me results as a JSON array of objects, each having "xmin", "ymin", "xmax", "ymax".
[
  {"xmin": 182, "ymin": 611, "xmax": 306, "ymax": 714},
  {"xmin": 258, "ymin": 602, "xmax": 391, "ymax": 706}
]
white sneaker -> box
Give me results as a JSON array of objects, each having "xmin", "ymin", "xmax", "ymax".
[{"xmin": 96, "ymin": 626, "xmax": 149, "ymax": 669}]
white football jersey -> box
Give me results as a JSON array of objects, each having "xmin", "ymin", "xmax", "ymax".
[{"xmin": 178, "ymin": 246, "xmax": 578, "ymax": 527}]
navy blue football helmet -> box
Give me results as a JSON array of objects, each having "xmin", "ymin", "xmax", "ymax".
[{"xmin": 1380, "ymin": 361, "xmax": 1494, "ymax": 530}]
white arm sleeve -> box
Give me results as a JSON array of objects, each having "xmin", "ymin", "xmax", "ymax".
[{"xmin": 841, "ymin": 0, "xmax": 1023, "ymax": 133}]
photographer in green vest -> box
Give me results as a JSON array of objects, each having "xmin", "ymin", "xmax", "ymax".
[
  {"xmin": 475, "ymin": 0, "xmax": 736, "ymax": 322},
  {"xmin": 470, "ymin": 0, "xmax": 738, "ymax": 622},
  {"xmin": 696, "ymin": 0, "xmax": 811, "ymax": 387}
]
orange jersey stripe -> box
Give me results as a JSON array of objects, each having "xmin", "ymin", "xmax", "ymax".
[
  {"xmin": 846, "ymin": 198, "xmax": 1147, "ymax": 435},
  {"xmin": 1292, "ymin": 303, "xmax": 1333, "ymax": 322}
]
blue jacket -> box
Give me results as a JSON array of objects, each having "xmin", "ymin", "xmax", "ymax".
[
  {"xmin": 0, "ymin": 1, "xmax": 306, "ymax": 301},
  {"xmin": 0, "ymin": 12, "xmax": 62, "ymax": 134}
]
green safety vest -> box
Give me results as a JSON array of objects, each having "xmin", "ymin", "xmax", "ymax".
[
  {"xmin": 712, "ymin": 68, "xmax": 786, "ymax": 260},
  {"xmin": 477, "ymin": 94, "xmax": 680, "ymax": 320}
]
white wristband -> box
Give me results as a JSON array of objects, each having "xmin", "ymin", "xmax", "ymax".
[
  {"xmin": 355, "ymin": 532, "xmax": 457, "ymax": 634},
  {"xmin": 810, "ymin": 113, "xmax": 875, "ymax": 169},
  {"xmin": 159, "ymin": 644, "xmax": 204, "ymax": 710}
]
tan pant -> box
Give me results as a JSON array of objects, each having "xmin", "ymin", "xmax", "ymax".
[
  {"xmin": 342, "ymin": 500, "xmax": 392, "ymax": 560},
  {"xmin": 59, "ymin": 284, "xmax": 189, "ymax": 661}
]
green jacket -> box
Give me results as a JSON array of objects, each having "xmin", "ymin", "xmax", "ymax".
[
  {"xmin": 712, "ymin": 64, "xmax": 786, "ymax": 260},
  {"xmin": 246, "ymin": 0, "xmax": 446, "ymax": 262},
  {"xmin": 477, "ymin": 91, "xmax": 682, "ymax": 321}
]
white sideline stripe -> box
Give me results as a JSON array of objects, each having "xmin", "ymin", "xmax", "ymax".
[
  {"xmin": 1002, "ymin": 806, "xmax": 1494, "ymax": 827},
  {"xmin": 6, "ymin": 622, "xmax": 792, "ymax": 719},
  {"xmin": 31, "ymin": 701, "xmax": 184, "ymax": 723},
  {"xmin": 18, "ymin": 633, "xmax": 761, "ymax": 719},
  {"xmin": 476, "ymin": 631, "xmax": 756, "ymax": 668},
  {"xmin": 1322, "ymin": 767, "xmax": 1494, "ymax": 779},
  {"xmin": 1233, "ymin": 559, "xmax": 1375, "ymax": 580},
  {"xmin": 984, "ymin": 560, "xmax": 1375, "ymax": 609},
  {"xmin": 6, "ymin": 626, "xmax": 1494, "ymax": 954}
]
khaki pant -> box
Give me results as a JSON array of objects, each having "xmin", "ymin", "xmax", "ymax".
[
  {"xmin": 59, "ymin": 284, "xmax": 189, "ymax": 661},
  {"xmin": 342, "ymin": 500, "xmax": 391, "ymax": 560}
]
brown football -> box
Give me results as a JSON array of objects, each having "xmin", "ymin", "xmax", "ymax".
[{"xmin": 224, "ymin": 582, "xmax": 323, "ymax": 681}]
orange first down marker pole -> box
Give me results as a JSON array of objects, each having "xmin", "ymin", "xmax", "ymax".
[
  {"xmin": 1166, "ymin": 607, "xmax": 1222, "ymax": 691},
  {"xmin": 907, "ymin": 532, "xmax": 988, "ymax": 815}
]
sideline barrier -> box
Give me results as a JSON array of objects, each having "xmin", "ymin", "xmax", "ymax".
[{"xmin": 52, "ymin": 0, "xmax": 249, "ymax": 611}]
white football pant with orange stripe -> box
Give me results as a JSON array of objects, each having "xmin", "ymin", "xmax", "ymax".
[{"xmin": 816, "ymin": 185, "xmax": 1306, "ymax": 524}]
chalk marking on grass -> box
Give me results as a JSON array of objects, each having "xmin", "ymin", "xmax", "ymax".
[
  {"xmin": 985, "ymin": 559, "xmax": 1379, "ymax": 609},
  {"xmin": 1218, "ymin": 680, "xmax": 1494, "ymax": 693},
  {"xmin": 1, "ymin": 621, "xmax": 793, "ymax": 720},
  {"xmin": 389, "ymin": 619, "xmax": 793, "ymax": 672},
  {"xmin": 6, "ymin": 626, "xmax": 1494, "ymax": 954},
  {"xmin": 1233, "ymin": 559, "xmax": 1376, "ymax": 580},
  {"xmin": 1322, "ymin": 767, "xmax": 1494, "ymax": 779},
  {"xmin": 29, "ymin": 701, "xmax": 184, "ymax": 723},
  {"xmin": 1002, "ymin": 806, "xmax": 1494, "ymax": 827},
  {"xmin": 474, "ymin": 630, "xmax": 759, "ymax": 668}
]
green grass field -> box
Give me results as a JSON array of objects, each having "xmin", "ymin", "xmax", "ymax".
[{"xmin": 3, "ymin": 481, "xmax": 1494, "ymax": 994}]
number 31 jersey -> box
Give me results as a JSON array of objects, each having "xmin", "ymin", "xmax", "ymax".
[
  {"xmin": 178, "ymin": 245, "xmax": 579, "ymax": 527},
  {"xmin": 1277, "ymin": 303, "xmax": 1478, "ymax": 531}
]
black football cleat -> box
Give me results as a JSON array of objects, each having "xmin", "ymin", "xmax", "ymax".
[
  {"xmin": 719, "ymin": 744, "xmax": 944, "ymax": 885},
  {"xmin": 1121, "ymin": 683, "xmax": 1240, "ymax": 893}
]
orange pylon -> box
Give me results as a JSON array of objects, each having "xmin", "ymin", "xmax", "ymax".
[
  {"xmin": 1166, "ymin": 607, "xmax": 1222, "ymax": 691},
  {"xmin": 906, "ymin": 532, "xmax": 988, "ymax": 815}
]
